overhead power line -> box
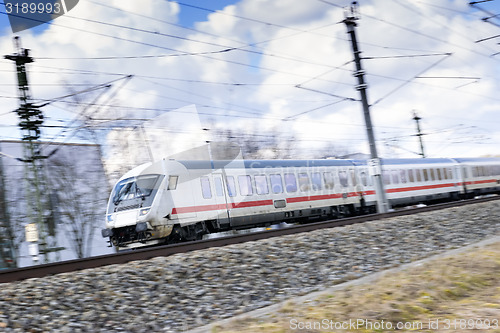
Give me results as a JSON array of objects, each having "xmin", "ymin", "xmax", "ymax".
[{"xmin": 318, "ymin": 0, "xmax": 500, "ymax": 62}]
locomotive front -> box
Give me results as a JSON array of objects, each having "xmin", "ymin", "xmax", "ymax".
[{"xmin": 101, "ymin": 162, "xmax": 173, "ymax": 249}]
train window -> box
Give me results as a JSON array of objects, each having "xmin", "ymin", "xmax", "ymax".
[
  {"xmin": 226, "ymin": 176, "xmax": 236, "ymax": 197},
  {"xmin": 447, "ymin": 168, "xmax": 453, "ymax": 179},
  {"xmin": 339, "ymin": 171, "xmax": 348, "ymax": 187},
  {"xmin": 214, "ymin": 177, "xmax": 224, "ymax": 197},
  {"xmin": 136, "ymin": 175, "xmax": 160, "ymax": 197},
  {"xmin": 238, "ymin": 175, "xmax": 253, "ymax": 196},
  {"xmin": 436, "ymin": 168, "xmax": 442, "ymax": 181},
  {"xmin": 311, "ymin": 172, "xmax": 322, "ymax": 190},
  {"xmin": 270, "ymin": 174, "xmax": 283, "ymax": 194},
  {"xmin": 423, "ymin": 169, "xmax": 429, "ymax": 182},
  {"xmin": 168, "ymin": 176, "xmax": 178, "ymax": 190},
  {"xmin": 298, "ymin": 173, "xmax": 310, "ymax": 192},
  {"xmin": 255, "ymin": 175, "xmax": 269, "ymax": 195},
  {"xmin": 391, "ymin": 170, "xmax": 399, "ymax": 184},
  {"xmin": 400, "ymin": 170, "xmax": 407, "ymax": 183},
  {"xmin": 116, "ymin": 181, "xmax": 137, "ymax": 201},
  {"xmin": 359, "ymin": 171, "xmax": 368, "ymax": 186},
  {"xmin": 430, "ymin": 169, "xmax": 436, "ymax": 181},
  {"xmin": 441, "ymin": 168, "xmax": 447, "ymax": 180},
  {"xmin": 408, "ymin": 169, "xmax": 414, "ymax": 182},
  {"xmin": 382, "ymin": 170, "xmax": 391, "ymax": 185},
  {"xmin": 323, "ymin": 172, "xmax": 335, "ymax": 189},
  {"xmin": 416, "ymin": 169, "xmax": 422, "ymax": 182},
  {"xmin": 201, "ymin": 177, "xmax": 212, "ymax": 199},
  {"xmin": 284, "ymin": 173, "xmax": 297, "ymax": 193}
]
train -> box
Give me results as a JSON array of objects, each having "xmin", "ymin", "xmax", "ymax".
[{"xmin": 102, "ymin": 157, "xmax": 500, "ymax": 250}]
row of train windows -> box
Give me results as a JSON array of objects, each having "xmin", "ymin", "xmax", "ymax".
[
  {"xmin": 381, "ymin": 165, "xmax": 500, "ymax": 186},
  {"xmin": 199, "ymin": 171, "xmax": 361, "ymax": 199},
  {"xmin": 382, "ymin": 167, "xmax": 454, "ymax": 185},
  {"xmin": 195, "ymin": 164, "xmax": 500, "ymax": 199},
  {"xmin": 471, "ymin": 165, "xmax": 500, "ymax": 177}
]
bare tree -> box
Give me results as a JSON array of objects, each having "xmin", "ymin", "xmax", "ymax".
[
  {"xmin": 47, "ymin": 147, "xmax": 108, "ymax": 259},
  {"xmin": 212, "ymin": 126, "xmax": 298, "ymax": 159},
  {"xmin": 0, "ymin": 159, "xmax": 22, "ymax": 268}
]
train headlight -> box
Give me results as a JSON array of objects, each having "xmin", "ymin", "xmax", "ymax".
[{"xmin": 139, "ymin": 208, "xmax": 150, "ymax": 216}]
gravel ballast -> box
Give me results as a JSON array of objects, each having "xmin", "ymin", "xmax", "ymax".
[{"xmin": 1, "ymin": 200, "xmax": 499, "ymax": 332}]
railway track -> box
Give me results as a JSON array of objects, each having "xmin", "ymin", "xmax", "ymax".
[{"xmin": 1, "ymin": 195, "xmax": 499, "ymax": 284}]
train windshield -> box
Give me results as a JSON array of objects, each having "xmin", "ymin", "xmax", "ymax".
[{"xmin": 108, "ymin": 174, "xmax": 162, "ymax": 213}]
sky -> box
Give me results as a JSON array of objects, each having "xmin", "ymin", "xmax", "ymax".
[{"xmin": 0, "ymin": 0, "xmax": 500, "ymax": 162}]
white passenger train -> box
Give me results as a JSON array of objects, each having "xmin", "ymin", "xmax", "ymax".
[{"xmin": 102, "ymin": 158, "xmax": 500, "ymax": 249}]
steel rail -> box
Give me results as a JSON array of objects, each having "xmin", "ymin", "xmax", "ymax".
[{"xmin": 1, "ymin": 195, "xmax": 499, "ymax": 283}]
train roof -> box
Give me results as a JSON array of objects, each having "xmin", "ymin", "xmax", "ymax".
[
  {"xmin": 176, "ymin": 157, "xmax": 500, "ymax": 170},
  {"xmin": 177, "ymin": 159, "xmax": 356, "ymax": 169},
  {"xmin": 353, "ymin": 158, "xmax": 458, "ymax": 166},
  {"xmin": 452, "ymin": 157, "xmax": 500, "ymax": 163}
]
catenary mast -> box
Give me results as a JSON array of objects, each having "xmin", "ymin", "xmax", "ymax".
[
  {"xmin": 4, "ymin": 37, "xmax": 53, "ymax": 263},
  {"xmin": 343, "ymin": 2, "xmax": 390, "ymax": 213}
]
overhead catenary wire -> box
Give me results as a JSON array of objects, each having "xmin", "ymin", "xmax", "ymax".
[
  {"xmin": 318, "ymin": 0, "xmax": 500, "ymax": 62},
  {"xmin": 0, "ymin": 0, "xmax": 498, "ymax": 159},
  {"xmin": 3, "ymin": 0, "xmax": 493, "ymax": 106}
]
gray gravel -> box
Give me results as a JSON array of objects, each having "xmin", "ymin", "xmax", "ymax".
[{"xmin": 1, "ymin": 200, "xmax": 499, "ymax": 332}]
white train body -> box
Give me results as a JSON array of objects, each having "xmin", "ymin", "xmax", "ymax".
[{"xmin": 102, "ymin": 158, "xmax": 500, "ymax": 249}]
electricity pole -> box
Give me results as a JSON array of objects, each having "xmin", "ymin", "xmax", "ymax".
[
  {"xmin": 412, "ymin": 110, "xmax": 426, "ymax": 158},
  {"xmin": 343, "ymin": 2, "xmax": 390, "ymax": 213},
  {"xmin": 4, "ymin": 36, "xmax": 52, "ymax": 263}
]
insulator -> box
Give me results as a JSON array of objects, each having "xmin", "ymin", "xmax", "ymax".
[
  {"xmin": 355, "ymin": 83, "xmax": 367, "ymax": 91},
  {"xmin": 353, "ymin": 70, "xmax": 365, "ymax": 77}
]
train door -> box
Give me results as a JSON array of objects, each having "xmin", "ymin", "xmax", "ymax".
[
  {"xmin": 338, "ymin": 168, "xmax": 349, "ymax": 200},
  {"xmin": 456, "ymin": 165, "xmax": 467, "ymax": 195},
  {"xmin": 212, "ymin": 172, "xmax": 231, "ymax": 227},
  {"xmin": 349, "ymin": 167, "xmax": 361, "ymax": 205}
]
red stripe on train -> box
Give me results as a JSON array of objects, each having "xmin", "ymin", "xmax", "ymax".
[
  {"xmin": 171, "ymin": 179, "xmax": 498, "ymax": 215},
  {"xmin": 171, "ymin": 200, "xmax": 273, "ymax": 214},
  {"xmin": 386, "ymin": 183, "xmax": 456, "ymax": 193}
]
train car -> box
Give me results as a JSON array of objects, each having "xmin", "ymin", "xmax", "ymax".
[
  {"xmin": 381, "ymin": 158, "xmax": 461, "ymax": 205},
  {"xmin": 102, "ymin": 157, "xmax": 500, "ymax": 250},
  {"xmin": 453, "ymin": 158, "xmax": 500, "ymax": 196}
]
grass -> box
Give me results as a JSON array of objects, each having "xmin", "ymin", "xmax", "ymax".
[{"xmin": 211, "ymin": 242, "xmax": 500, "ymax": 333}]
